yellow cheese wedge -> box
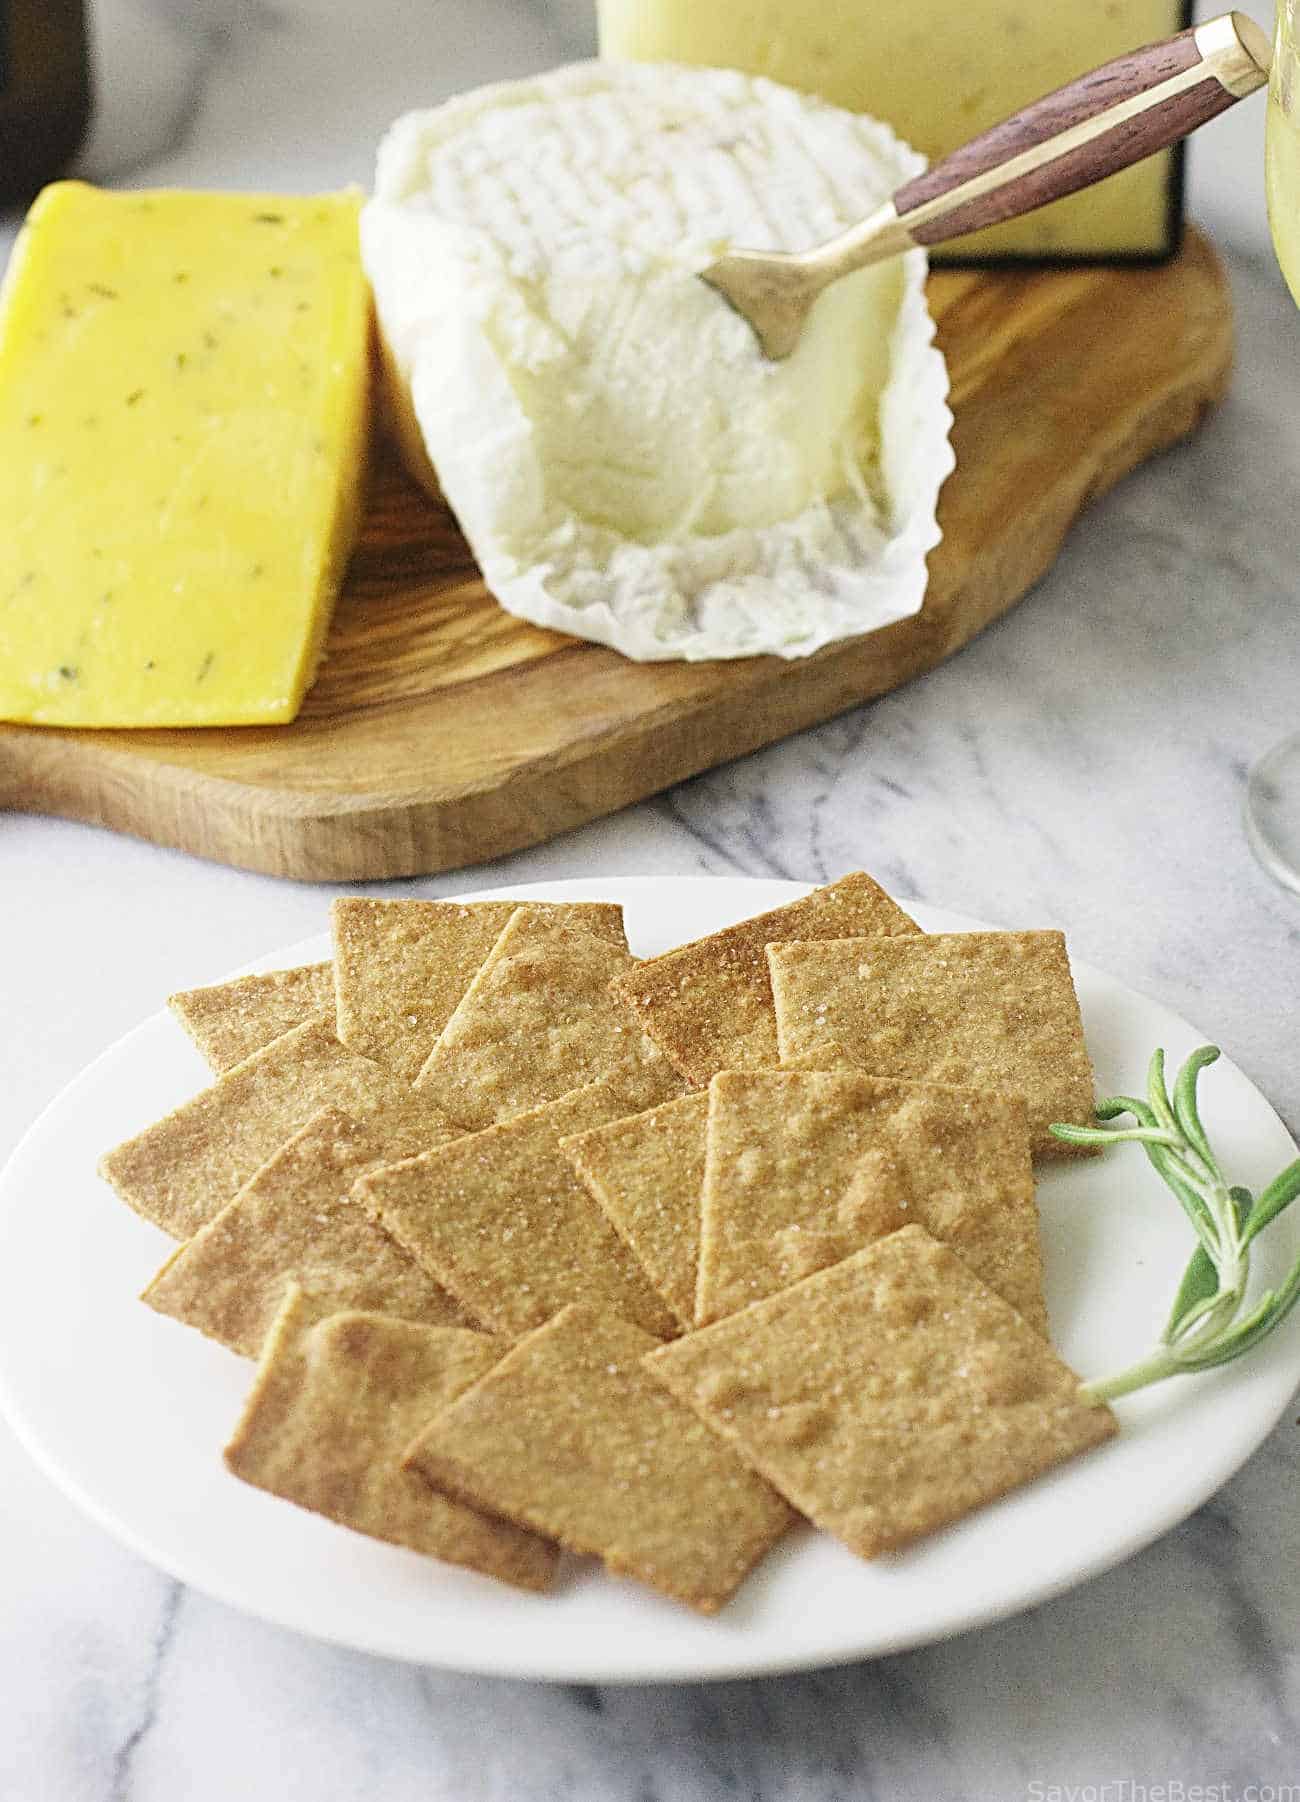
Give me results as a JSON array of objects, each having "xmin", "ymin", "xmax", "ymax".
[
  {"xmin": 598, "ymin": 0, "xmax": 1188, "ymax": 262},
  {"xmin": 0, "ymin": 183, "xmax": 370, "ymax": 726}
]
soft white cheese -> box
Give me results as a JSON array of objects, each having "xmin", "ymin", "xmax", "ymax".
[{"xmin": 362, "ymin": 61, "xmax": 953, "ymax": 662}]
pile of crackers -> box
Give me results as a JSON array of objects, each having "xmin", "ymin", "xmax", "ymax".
[{"xmin": 99, "ymin": 874, "xmax": 1117, "ymax": 1614}]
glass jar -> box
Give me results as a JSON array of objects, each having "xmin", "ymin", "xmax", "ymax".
[{"xmin": 1245, "ymin": 0, "xmax": 1300, "ymax": 894}]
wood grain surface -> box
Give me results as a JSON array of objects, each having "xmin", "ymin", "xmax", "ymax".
[{"xmin": 0, "ymin": 230, "xmax": 1232, "ymax": 883}]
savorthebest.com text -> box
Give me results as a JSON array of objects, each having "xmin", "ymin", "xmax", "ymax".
[{"xmin": 1027, "ymin": 1782, "xmax": 1300, "ymax": 1802}]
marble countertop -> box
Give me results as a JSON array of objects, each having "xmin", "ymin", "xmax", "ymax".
[{"xmin": 3, "ymin": 3, "xmax": 1299, "ymax": 1797}]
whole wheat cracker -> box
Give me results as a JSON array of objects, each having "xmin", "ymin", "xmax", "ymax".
[
  {"xmin": 609, "ymin": 872, "xmax": 920, "ymax": 1086},
  {"xmin": 332, "ymin": 897, "xmax": 625, "ymax": 1082},
  {"xmin": 99, "ymin": 1017, "xmax": 462, "ymax": 1240},
  {"xmin": 359, "ymin": 1080, "xmax": 681, "ymax": 1339},
  {"xmin": 780, "ymin": 1039, "xmax": 865, "ymax": 1074},
  {"xmin": 169, "ymin": 964, "xmax": 335, "ymax": 1073},
  {"xmin": 696, "ymin": 1070, "xmax": 1045, "ymax": 1333},
  {"xmin": 767, "ymin": 932, "xmax": 1097, "ymax": 1158},
  {"xmin": 413, "ymin": 907, "xmax": 683, "ymax": 1131},
  {"xmin": 561, "ymin": 1092, "xmax": 709, "ymax": 1332},
  {"xmin": 404, "ymin": 1304, "xmax": 794, "ymax": 1613},
  {"xmin": 142, "ymin": 1104, "xmax": 469, "ymax": 1357},
  {"xmin": 224, "ymin": 1287, "xmax": 557, "ymax": 1592},
  {"xmin": 647, "ymin": 1226, "xmax": 1117, "ymax": 1560}
]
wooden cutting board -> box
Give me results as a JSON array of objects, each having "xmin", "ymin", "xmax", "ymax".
[{"xmin": 1, "ymin": 230, "xmax": 1231, "ymax": 882}]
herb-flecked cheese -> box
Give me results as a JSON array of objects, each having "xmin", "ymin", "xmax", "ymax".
[{"xmin": 0, "ymin": 183, "xmax": 370, "ymax": 726}]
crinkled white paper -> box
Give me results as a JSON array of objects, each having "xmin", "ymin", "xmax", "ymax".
[{"xmin": 362, "ymin": 62, "xmax": 954, "ymax": 662}]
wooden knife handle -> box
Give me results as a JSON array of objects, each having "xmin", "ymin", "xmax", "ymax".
[{"xmin": 893, "ymin": 11, "xmax": 1271, "ymax": 247}]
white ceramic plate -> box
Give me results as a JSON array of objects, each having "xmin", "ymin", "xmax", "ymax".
[{"xmin": 1, "ymin": 877, "xmax": 1297, "ymax": 1684}]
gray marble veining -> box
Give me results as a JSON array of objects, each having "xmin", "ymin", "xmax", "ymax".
[{"xmin": 3, "ymin": 2, "xmax": 1300, "ymax": 1798}]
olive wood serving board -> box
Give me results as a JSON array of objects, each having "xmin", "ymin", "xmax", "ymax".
[{"xmin": 1, "ymin": 230, "xmax": 1231, "ymax": 882}]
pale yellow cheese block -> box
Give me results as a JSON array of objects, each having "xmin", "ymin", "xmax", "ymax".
[
  {"xmin": 0, "ymin": 183, "xmax": 370, "ymax": 726},
  {"xmin": 598, "ymin": 0, "xmax": 1188, "ymax": 260}
]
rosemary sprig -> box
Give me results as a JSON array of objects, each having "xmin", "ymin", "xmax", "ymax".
[{"xmin": 1050, "ymin": 1046, "xmax": 1300, "ymax": 1404}]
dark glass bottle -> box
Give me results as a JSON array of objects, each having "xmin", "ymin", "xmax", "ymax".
[{"xmin": 0, "ymin": 1, "xmax": 91, "ymax": 209}]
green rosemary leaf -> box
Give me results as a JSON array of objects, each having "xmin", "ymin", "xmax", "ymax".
[
  {"xmin": 1163, "ymin": 1245, "xmax": 1221, "ymax": 1340},
  {"xmin": 1171, "ymin": 1045, "xmax": 1220, "ymax": 1170},
  {"xmin": 1242, "ymin": 1160, "xmax": 1300, "ymax": 1247},
  {"xmin": 1050, "ymin": 1122, "xmax": 1117, "ymax": 1146},
  {"xmin": 1047, "ymin": 1122, "xmax": 1166, "ymax": 1149},
  {"xmin": 1096, "ymin": 1095, "xmax": 1160, "ymax": 1129},
  {"xmin": 1147, "ymin": 1048, "xmax": 1180, "ymax": 1139},
  {"xmin": 1143, "ymin": 1143, "xmax": 1222, "ymax": 1253},
  {"xmin": 1179, "ymin": 1255, "xmax": 1300, "ymax": 1369},
  {"xmin": 1051, "ymin": 1124, "xmax": 1175, "ymax": 1148},
  {"xmin": 1163, "ymin": 1188, "xmax": 1251, "ymax": 1341}
]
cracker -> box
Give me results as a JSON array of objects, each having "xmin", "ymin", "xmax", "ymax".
[
  {"xmin": 562, "ymin": 1092, "xmax": 709, "ymax": 1332},
  {"xmin": 781, "ymin": 1039, "xmax": 863, "ymax": 1074},
  {"xmin": 609, "ymin": 872, "xmax": 920, "ymax": 1085},
  {"xmin": 332, "ymin": 897, "xmax": 626, "ymax": 1081},
  {"xmin": 99, "ymin": 1017, "xmax": 462, "ymax": 1240},
  {"xmin": 169, "ymin": 963, "xmax": 335, "ymax": 1073},
  {"xmin": 404, "ymin": 1304, "xmax": 793, "ymax": 1613},
  {"xmin": 413, "ymin": 906, "xmax": 683, "ymax": 1130},
  {"xmin": 696, "ymin": 1070, "xmax": 1044, "ymax": 1333},
  {"xmin": 359, "ymin": 1081, "xmax": 680, "ymax": 1339},
  {"xmin": 767, "ymin": 932, "xmax": 1097, "ymax": 1158},
  {"xmin": 647, "ymin": 1226, "xmax": 1116, "ymax": 1559},
  {"xmin": 142, "ymin": 1104, "xmax": 469, "ymax": 1357},
  {"xmin": 224, "ymin": 1287, "xmax": 557, "ymax": 1591}
]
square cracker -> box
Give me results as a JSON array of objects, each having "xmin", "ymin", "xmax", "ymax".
[
  {"xmin": 696, "ymin": 1070, "xmax": 1044, "ymax": 1334},
  {"xmin": 169, "ymin": 963, "xmax": 335, "ymax": 1073},
  {"xmin": 224, "ymin": 1286, "xmax": 557, "ymax": 1592},
  {"xmin": 414, "ymin": 906, "xmax": 683, "ymax": 1131},
  {"xmin": 647, "ymin": 1226, "xmax": 1116, "ymax": 1560},
  {"xmin": 332, "ymin": 897, "xmax": 626, "ymax": 1082},
  {"xmin": 609, "ymin": 872, "xmax": 920, "ymax": 1086},
  {"xmin": 99, "ymin": 1017, "xmax": 462, "ymax": 1240},
  {"xmin": 562, "ymin": 1092, "xmax": 709, "ymax": 1332},
  {"xmin": 404, "ymin": 1304, "xmax": 793, "ymax": 1613},
  {"xmin": 767, "ymin": 931, "xmax": 1097, "ymax": 1158},
  {"xmin": 359, "ymin": 1081, "xmax": 680, "ymax": 1339},
  {"xmin": 142, "ymin": 1103, "xmax": 469, "ymax": 1357}
]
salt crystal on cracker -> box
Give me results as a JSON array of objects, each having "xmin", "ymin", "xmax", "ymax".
[
  {"xmin": 142, "ymin": 1104, "xmax": 469, "ymax": 1357},
  {"xmin": 332, "ymin": 897, "xmax": 625, "ymax": 1081},
  {"xmin": 99, "ymin": 1017, "xmax": 461, "ymax": 1240},
  {"xmin": 414, "ymin": 906, "xmax": 683, "ymax": 1130},
  {"xmin": 767, "ymin": 931, "xmax": 1097, "ymax": 1158},
  {"xmin": 359, "ymin": 1081, "xmax": 680, "ymax": 1339},
  {"xmin": 404, "ymin": 1304, "xmax": 793, "ymax": 1613},
  {"xmin": 169, "ymin": 964, "xmax": 336, "ymax": 1073},
  {"xmin": 562, "ymin": 1092, "xmax": 709, "ymax": 1332},
  {"xmin": 696, "ymin": 1070, "xmax": 1044, "ymax": 1333},
  {"xmin": 647, "ymin": 1226, "xmax": 1115, "ymax": 1560},
  {"xmin": 609, "ymin": 872, "xmax": 919, "ymax": 1086},
  {"xmin": 224, "ymin": 1287, "xmax": 557, "ymax": 1591}
]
